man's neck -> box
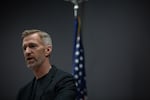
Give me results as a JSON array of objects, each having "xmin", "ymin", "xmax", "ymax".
[{"xmin": 33, "ymin": 63, "xmax": 52, "ymax": 80}]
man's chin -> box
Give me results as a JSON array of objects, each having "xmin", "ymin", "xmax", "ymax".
[
  {"xmin": 27, "ymin": 63, "xmax": 41, "ymax": 70},
  {"xmin": 27, "ymin": 64, "xmax": 36, "ymax": 69}
]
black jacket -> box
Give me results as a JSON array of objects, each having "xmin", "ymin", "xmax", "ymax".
[{"xmin": 17, "ymin": 66, "xmax": 77, "ymax": 100}]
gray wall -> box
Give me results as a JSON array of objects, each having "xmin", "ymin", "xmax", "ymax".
[{"xmin": 0, "ymin": 0, "xmax": 150, "ymax": 100}]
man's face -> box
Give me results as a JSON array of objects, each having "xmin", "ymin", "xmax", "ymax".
[{"xmin": 22, "ymin": 33, "xmax": 46, "ymax": 69}]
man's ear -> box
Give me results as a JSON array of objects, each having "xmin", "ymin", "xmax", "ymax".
[{"xmin": 45, "ymin": 45, "xmax": 52, "ymax": 57}]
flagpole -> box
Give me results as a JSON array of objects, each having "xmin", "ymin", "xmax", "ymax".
[{"xmin": 64, "ymin": 0, "xmax": 88, "ymax": 17}]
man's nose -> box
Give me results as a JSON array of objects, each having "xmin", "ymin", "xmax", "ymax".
[{"xmin": 25, "ymin": 47, "xmax": 32, "ymax": 54}]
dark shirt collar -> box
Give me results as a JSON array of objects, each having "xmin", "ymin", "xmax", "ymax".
[{"xmin": 33, "ymin": 65, "xmax": 57, "ymax": 91}]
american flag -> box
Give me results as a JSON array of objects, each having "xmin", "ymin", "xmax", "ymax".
[{"xmin": 73, "ymin": 16, "xmax": 88, "ymax": 100}]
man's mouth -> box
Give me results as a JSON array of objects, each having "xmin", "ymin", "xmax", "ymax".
[{"xmin": 26, "ymin": 57, "xmax": 34, "ymax": 62}]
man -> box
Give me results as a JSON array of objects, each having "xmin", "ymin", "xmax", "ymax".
[{"xmin": 17, "ymin": 29, "xmax": 77, "ymax": 100}]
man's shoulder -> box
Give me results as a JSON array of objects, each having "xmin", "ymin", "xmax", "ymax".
[
  {"xmin": 52, "ymin": 66, "xmax": 76, "ymax": 89},
  {"xmin": 54, "ymin": 65, "xmax": 73, "ymax": 78},
  {"xmin": 51, "ymin": 65, "xmax": 75, "ymax": 83}
]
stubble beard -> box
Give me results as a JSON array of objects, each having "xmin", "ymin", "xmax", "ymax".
[{"xmin": 27, "ymin": 56, "xmax": 45, "ymax": 70}]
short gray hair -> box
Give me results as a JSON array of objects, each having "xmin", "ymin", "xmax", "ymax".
[{"xmin": 21, "ymin": 29, "xmax": 52, "ymax": 46}]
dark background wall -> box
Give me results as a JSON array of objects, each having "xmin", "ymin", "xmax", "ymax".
[{"xmin": 0, "ymin": 0, "xmax": 150, "ymax": 100}]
